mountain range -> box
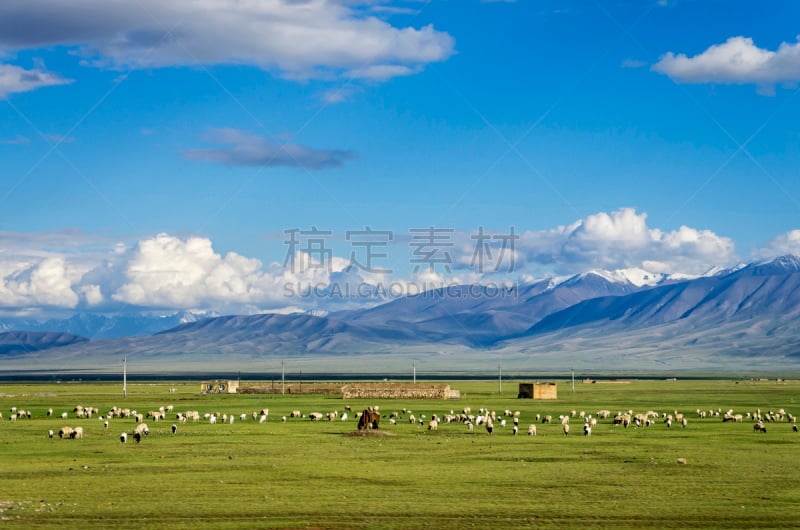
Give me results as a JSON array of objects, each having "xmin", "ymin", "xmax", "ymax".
[{"xmin": 2, "ymin": 256, "xmax": 800, "ymax": 375}]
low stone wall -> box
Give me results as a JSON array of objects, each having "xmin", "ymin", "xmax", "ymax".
[
  {"xmin": 238, "ymin": 383, "xmax": 344, "ymax": 395},
  {"xmin": 342, "ymin": 383, "xmax": 459, "ymax": 400}
]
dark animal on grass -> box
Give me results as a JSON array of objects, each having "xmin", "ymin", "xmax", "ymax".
[{"xmin": 358, "ymin": 408, "xmax": 380, "ymax": 430}]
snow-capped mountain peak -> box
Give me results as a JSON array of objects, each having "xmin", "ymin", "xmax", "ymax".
[{"xmin": 581, "ymin": 267, "xmax": 666, "ymax": 287}]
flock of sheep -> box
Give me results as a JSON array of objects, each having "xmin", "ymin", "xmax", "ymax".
[{"xmin": 4, "ymin": 401, "xmax": 798, "ymax": 444}]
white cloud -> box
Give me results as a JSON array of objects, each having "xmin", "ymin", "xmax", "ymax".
[
  {"xmin": 518, "ymin": 208, "xmax": 737, "ymax": 275},
  {"xmin": 0, "ymin": 258, "xmax": 80, "ymax": 308},
  {"xmin": 653, "ymin": 36, "xmax": 800, "ymax": 94},
  {"xmin": 753, "ymin": 229, "xmax": 800, "ymax": 259},
  {"xmin": 111, "ymin": 233, "xmax": 264, "ymax": 308},
  {"xmin": 0, "ymin": 0, "xmax": 454, "ymax": 83},
  {"xmin": 0, "ymin": 63, "xmax": 72, "ymax": 98}
]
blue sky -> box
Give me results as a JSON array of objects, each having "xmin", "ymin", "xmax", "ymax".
[{"xmin": 1, "ymin": 0, "xmax": 800, "ymax": 316}]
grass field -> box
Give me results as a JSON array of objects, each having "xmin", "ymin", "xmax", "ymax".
[{"xmin": 1, "ymin": 378, "xmax": 799, "ymax": 528}]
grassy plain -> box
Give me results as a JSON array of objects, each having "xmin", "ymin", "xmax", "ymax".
[{"xmin": 0, "ymin": 378, "xmax": 799, "ymax": 528}]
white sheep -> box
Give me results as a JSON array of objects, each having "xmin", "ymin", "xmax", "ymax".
[
  {"xmin": 583, "ymin": 424, "xmax": 591, "ymax": 436},
  {"xmin": 527, "ymin": 424, "xmax": 537, "ymax": 436},
  {"xmin": 120, "ymin": 432, "xmax": 127, "ymax": 443},
  {"xmin": 48, "ymin": 429, "xmax": 54, "ymax": 439},
  {"xmin": 563, "ymin": 423, "xmax": 570, "ymax": 436},
  {"xmin": 70, "ymin": 427, "xmax": 84, "ymax": 439},
  {"xmin": 171, "ymin": 424, "xmax": 177, "ymax": 434},
  {"xmin": 134, "ymin": 423, "xmax": 149, "ymax": 436},
  {"xmin": 512, "ymin": 425, "xmax": 518, "ymax": 435},
  {"xmin": 259, "ymin": 414, "xmax": 267, "ymax": 424}
]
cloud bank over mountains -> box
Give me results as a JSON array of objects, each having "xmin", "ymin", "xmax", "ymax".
[{"xmin": 0, "ymin": 208, "xmax": 792, "ymax": 315}]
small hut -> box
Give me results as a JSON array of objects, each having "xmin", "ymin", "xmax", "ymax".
[
  {"xmin": 518, "ymin": 382, "xmax": 557, "ymax": 400},
  {"xmin": 200, "ymin": 380, "xmax": 239, "ymax": 394}
]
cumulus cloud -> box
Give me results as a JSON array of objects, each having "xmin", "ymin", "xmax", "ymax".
[
  {"xmin": 183, "ymin": 128, "xmax": 355, "ymax": 170},
  {"xmin": 517, "ymin": 208, "xmax": 737, "ymax": 275},
  {"xmin": 753, "ymin": 230, "xmax": 800, "ymax": 259},
  {"xmin": 0, "ymin": 0, "xmax": 454, "ymax": 83},
  {"xmin": 0, "ymin": 63, "xmax": 72, "ymax": 98},
  {"xmin": 0, "ymin": 258, "xmax": 81, "ymax": 308},
  {"xmin": 653, "ymin": 36, "xmax": 800, "ymax": 94}
]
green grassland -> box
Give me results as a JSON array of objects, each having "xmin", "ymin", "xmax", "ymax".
[{"xmin": 1, "ymin": 378, "xmax": 799, "ymax": 528}]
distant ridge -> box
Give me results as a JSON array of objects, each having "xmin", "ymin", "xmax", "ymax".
[{"xmin": 2, "ymin": 255, "xmax": 800, "ymax": 373}]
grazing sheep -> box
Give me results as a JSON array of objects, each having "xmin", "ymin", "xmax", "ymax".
[
  {"xmin": 120, "ymin": 432, "xmax": 127, "ymax": 443},
  {"xmin": 754, "ymin": 422, "xmax": 767, "ymax": 433},
  {"xmin": 48, "ymin": 429, "xmax": 54, "ymax": 439},
  {"xmin": 58, "ymin": 427, "xmax": 74, "ymax": 438},
  {"xmin": 341, "ymin": 413, "xmax": 348, "ymax": 421},
  {"xmin": 171, "ymin": 424, "xmax": 177, "ymax": 434},
  {"xmin": 527, "ymin": 424, "xmax": 537, "ymax": 436},
  {"xmin": 133, "ymin": 431, "xmax": 142, "ymax": 443},
  {"xmin": 428, "ymin": 419, "xmax": 438, "ymax": 431},
  {"xmin": 209, "ymin": 415, "xmax": 217, "ymax": 425},
  {"xmin": 309, "ymin": 412, "xmax": 324, "ymax": 421},
  {"xmin": 290, "ymin": 410, "xmax": 302, "ymax": 418},
  {"xmin": 281, "ymin": 416, "xmax": 287, "ymax": 423},
  {"xmin": 563, "ymin": 423, "xmax": 570, "ymax": 436},
  {"xmin": 793, "ymin": 424, "xmax": 798, "ymax": 433},
  {"xmin": 259, "ymin": 414, "xmax": 267, "ymax": 424},
  {"xmin": 134, "ymin": 423, "xmax": 149, "ymax": 436},
  {"xmin": 677, "ymin": 457, "xmax": 687, "ymax": 465},
  {"xmin": 70, "ymin": 427, "xmax": 84, "ymax": 439},
  {"xmin": 512, "ymin": 425, "xmax": 518, "ymax": 435},
  {"xmin": 61, "ymin": 412, "xmax": 68, "ymax": 419},
  {"xmin": 681, "ymin": 418, "xmax": 688, "ymax": 428},
  {"xmin": 47, "ymin": 408, "xmax": 53, "ymax": 417},
  {"xmin": 240, "ymin": 413, "xmax": 247, "ymax": 422}
]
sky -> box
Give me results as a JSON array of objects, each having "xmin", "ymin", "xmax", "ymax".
[{"xmin": 1, "ymin": 0, "xmax": 800, "ymax": 317}]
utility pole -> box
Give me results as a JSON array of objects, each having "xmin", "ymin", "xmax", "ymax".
[
  {"xmin": 123, "ymin": 356, "xmax": 127, "ymax": 399},
  {"xmin": 498, "ymin": 365, "xmax": 502, "ymax": 394}
]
